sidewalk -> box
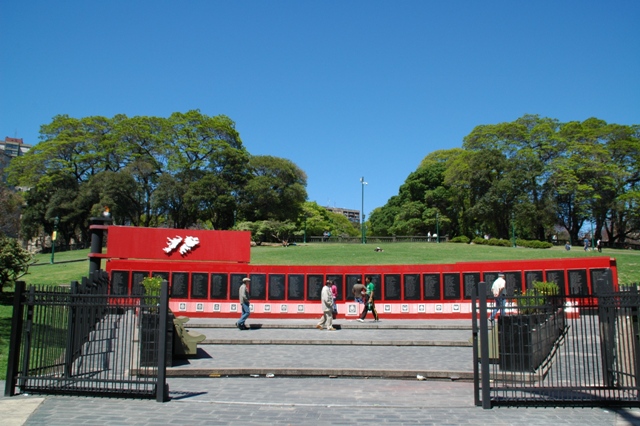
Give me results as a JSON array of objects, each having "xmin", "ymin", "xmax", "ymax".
[
  {"xmin": 6, "ymin": 378, "xmax": 640, "ymax": 425},
  {"xmin": 4, "ymin": 319, "xmax": 640, "ymax": 425}
]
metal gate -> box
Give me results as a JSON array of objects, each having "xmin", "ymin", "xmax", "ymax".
[
  {"xmin": 473, "ymin": 282, "xmax": 640, "ymax": 408},
  {"xmin": 4, "ymin": 272, "xmax": 170, "ymax": 402}
]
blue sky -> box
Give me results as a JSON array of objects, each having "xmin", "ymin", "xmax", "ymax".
[{"xmin": 2, "ymin": 1, "xmax": 638, "ymax": 218}]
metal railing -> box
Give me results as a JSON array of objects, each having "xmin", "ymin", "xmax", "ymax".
[
  {"xmin": 472, "ymin": 283, "xmax": 640, "ymax": 408},
  {"xmin": 5, "ymin": 272, "xmax": 170, "ymax": 402}
]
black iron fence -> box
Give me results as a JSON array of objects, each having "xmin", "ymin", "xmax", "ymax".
[
  {"xmin": 473, "ymin": 282, "xmax": 640, "ymax": 408},
  {"xmin": 5, "ymin": 272, "xmax": 170, "ymax": 402}
]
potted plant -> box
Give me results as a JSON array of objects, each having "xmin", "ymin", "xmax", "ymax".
[
  {"xmin": 139, "ymin": 276, "xmax": 172, "ymax": 367},
  {"xmin": 498, "ymin": 281, "xmax": 564, "ymax": 372}
]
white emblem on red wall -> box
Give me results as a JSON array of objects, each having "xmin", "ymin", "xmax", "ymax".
[{"xmin": 163, "ymin": 235, "xmax": 200, "ymax": 256}]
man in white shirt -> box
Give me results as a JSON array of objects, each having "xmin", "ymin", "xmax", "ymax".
[{"xmin": 490, "ymin": 273, "xmax": 506, "ymax": 322}]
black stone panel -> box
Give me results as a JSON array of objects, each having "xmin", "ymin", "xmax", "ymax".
[
  {"xmin": 326, "ymin": 274, "xmax": 343, "ymax": 301},
  {"xmin": 384, "ymin": 274, "xmax": 401, "ymax": 300},
  {"xmin": 268, "ymin": 274, "xmax": 286, "ymax": 300},
  {"xmin": 111, "ymin": 271, "xmax": 129, "ymax": 296},
  {"xmin": 307, "ymin": 275, "xmax": 324, "ymax": 300},
  {"xmin": 288, "ymin": 274, "xmax": 305, "ymax": 300},
  {"xmin": 210, "ymin": 274, "xmax": 228, "ymax": 299},
  {"xmin": 250, "ymin": 274, "xmax": 266, "ymax": 300},
  {"xmin": 131, "ymin": 271, "xmax": 148, "ymax": 296},
  {"xmin": 568, "ymin": 269, "xmax": 588, "ymax": 296},
  {"xmin": 423, "ymin": 273, "xmax": 441, "ymax": 300},
  {"xmin": 171, "ymin": 272, "xmax": 189, "ymax": 298},
  {"xmin": 403, "ymin": 274, "xmax": 421, "ymax": 300},
  {"xmin": 463, "ymin": 272, "xmax": 481, "ymax": 300},
  {"xmin": 191, "ymin": 273, "xmax": 208, "ymax": 299}
]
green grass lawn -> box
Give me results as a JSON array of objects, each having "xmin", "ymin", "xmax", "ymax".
[{"xmin": 1, "ymin": 242, "xmax": 638, "ymax": 380}]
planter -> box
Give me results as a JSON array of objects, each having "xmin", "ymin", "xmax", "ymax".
[
  {"xmin": 498, "ymin": 309, "xmax": 564, "ymax": 372},
  {"xmin": 139, "ymin": 312, "xmax": 173, "ymax": 367}
]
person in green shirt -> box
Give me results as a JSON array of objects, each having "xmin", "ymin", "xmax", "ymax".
[{"xmin": 358, "ymin": 276, "xmax": 379, "ymax": 322}]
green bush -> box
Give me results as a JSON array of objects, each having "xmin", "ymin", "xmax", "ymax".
[
  {"xmin": 516, "ymin": 239, "xmax": 553, "ymax": 249},
  {"xmin": 532, "ymin": 280, "xmax": 559, "ymax": 296},
  {"xmin": 450, "ymin": 235, "xmax": 470, "ymax": 244},
  {"xmin": 473, "ymin": 237, "xmax": 511, "ymax": 247},
  {"xmin": 516, "ymin": 281, "xmax": 559, "ymax": 314}
]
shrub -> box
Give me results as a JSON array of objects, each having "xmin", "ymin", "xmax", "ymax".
[
  {"xmin": 516, "ymin": 239, "xmax": 553, "ymax": 249},
  {"xmin": 516, "ymin": 281, "xmax": 559, "ymax": 314},
  {"xmin": 532, "ymin": 280, "xmax": 559, "ymax": 296},
  {"xmin": 450, "ymin": 236, "xmax": 470, "ymax": 244}
]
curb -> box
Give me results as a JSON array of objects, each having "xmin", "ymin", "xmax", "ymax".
[
  {"xmin": 199, "ymin": 339, "xmax": 472, "ymax": 346},
  {"xmin": 162, "ymin": 368, "xmax": 474, "ymax": 381}
]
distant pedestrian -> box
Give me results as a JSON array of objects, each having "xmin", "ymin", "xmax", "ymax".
[
  {"xmin": 358, "ymin": 276, "xmax": 379, "ymax": 322},
  {"xmin": 236, "ymin": 277, "xmax": 251, "ymax": 330},
  {"xmin": 584, "ymin": 238, "xmax": 589, "ymax": 251},
  {"xmin": 352, "ymin": 278, "xmax": 365, "ymax": 304},
  {"xmin": 316, "ymin": 280, "xmax": 336, "ymax": 331},
  {"xmin": 565, "ymin": 242, "xmax": 571, "ymax": 251},
  {"xmin": 489, "ymin": 273, "xmax": 506, "ymax": 322},
  {"xmin": 597, "ymin": 239, "xmax": 602, "ymax": 252},
  {"xmin": 331, "ymin": 280, "xmax": 338, "ymax": 319}
]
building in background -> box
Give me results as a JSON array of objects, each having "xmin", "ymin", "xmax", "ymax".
[
  {"xmin": 0, "ymin": 137, "xmax": 32, "ymax": 184},
  {"xmin": 325, "ymin": 206, "xmax": 360, "ymax": 225}
]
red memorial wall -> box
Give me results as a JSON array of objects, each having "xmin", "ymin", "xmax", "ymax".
[{"xmin": 99, "ymin": 225, "xmax": 618, "ymax": 319}]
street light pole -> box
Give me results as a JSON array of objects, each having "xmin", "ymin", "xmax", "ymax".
[
  {"xmin": 360, "ymin": 177, "xmax": 367, "ymax": 244},
  {"xmin": 50, "ymin": 216, "xmax": 59, "ymax": 264},
  {"xmin": 436, "ymin": 212, "xmax": 440, "ymax": 243}
]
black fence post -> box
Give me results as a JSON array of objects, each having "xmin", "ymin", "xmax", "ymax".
[
  {"xmin": 472, "ymin": 281, "xmax": 480, "ymax": 406},
  {"xmin": 478, "ymin": 281, "xmax": 492, "ymax": 409},
  {"xmin": 156, "ymin": 279, "xmax": 170, "ymax": 402},
  {"xmin": 5, "ymin": 281, "xmax": 26, "ymax": 396},
  {"xmin": 19, "ymin": 286, "xmax": 36, "ymax": 393}
]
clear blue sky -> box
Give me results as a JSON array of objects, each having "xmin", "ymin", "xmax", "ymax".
[{"xmin": 2, "ymin": 1, "xmax": 638, "ymax": 218}]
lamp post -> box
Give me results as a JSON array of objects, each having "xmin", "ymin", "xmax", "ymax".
[
  {"xmin": 50, "ymin": 216, "xmax": 59, "ymax": 264},
  {"xmin": 303, "ymin": 215, "xmax": 307, "ymax": 244},
  {"xmin": 436, "ymin": 211, "xmax": 440, "ymax": 243},
  {"xmin": 591, "ymin": 220, "xmax": 595, "ymax": 251},
  {"xmin": 511, "ymin": 212, "xmax": 516, "ymax": 248},
  {"xmin": 360, "ymin": 177, "xmax": 367, "ymax": 244}
]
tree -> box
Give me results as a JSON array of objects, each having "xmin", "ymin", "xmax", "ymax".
[
  {"xmin": 0, "ymin": 235, "xmax": 32, "ymax": 292},
  {"xmin": 0, "ymin": 184, "xmax": 23, "ymax": 238},
  {"xmin": 239, "ymin": 155, "xmax": 307, "ymax": 222}
]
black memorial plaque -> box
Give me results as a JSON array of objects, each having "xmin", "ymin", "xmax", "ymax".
[
  {"xmin": 443, "ymin": 273, "xmax": 461, "ymax": 300},
  {"xmin": 403, "ymin": 274, "xmax": 421, "ymax": 300},
  {"xmin": 504, "ymin": 272, "xmax": 522, "ymax": 297},
  {"xmin": 463, "ymin": 272, "xmax": 481, "ymax": 299},
  {"xmin": 111, "ymin": 271, "xmax": 129, "ymax": 296},
  {"xmin": 131, "ymin": 271, "xmax": 148, "ymax": 296},
  {"xmin": 590, "ymin": 268, "xmax": 613, "ymax": 295},
  {"xmin": 288, "ymin": 274, "xmax": 305, "ymax": 300},
  {"xmin": 384, "ymin": 274, "xmax": 401, "ymax": 300},
  {"xmin": 546, "ymin": 270, "xmax": 566, "ymax": 296},
  {"xmin": 326, "ymin": 274, "xmax": 343, "ymax": 301},
  {"xmin": 268, "ymin": 274, "xmax": 285, "ymax": 300},
  {"xmin": 346, "ymin": 274, "xmax": 363, "ymax": 300},
  {"xmin": 230, "ymin": 274, "xmax": 246, "ymax": 299},
  {"xmin": 191, "ymin": 273, "xmax": 208, "ymax": 299},
  {"xmin": 307, "ymin": 275, "xmax": 324, "ymax": 300},
  {"xmin": 525, "ymin": 271, "xmax": 544, "ymax": 290},
  {"xmin": 210, "ymin": 274, "xmax": 228, "ymax": 299},
  {"xmin": 568, "ymin": 269, "xmax": 588, "ymax": 296},
  {"xmin": 171, "ymin": 272, "xmax": 189, "ymax": 298},
  {"xmin": 250, "ymin": 274, "xmax": 267, "ymax": 300},
  {"xmin": 423, "ymin": 273, "xmax": 441, "ymax": 300}
]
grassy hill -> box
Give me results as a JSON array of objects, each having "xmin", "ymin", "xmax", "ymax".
[{"xmin": 22, "ymin": 243, "xmax": 640, "ymax": 286}]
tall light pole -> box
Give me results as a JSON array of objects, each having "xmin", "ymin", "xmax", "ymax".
[
  {"xmin": 436, "ymin": 211, "xmax": 440, "ymax": 243},
  {"xmin": 360, "ymin": 177, "xmax": 367, "ymax": 244},
  {"xmin": 50, "ymin": 216, "xmax": 59, "ymax": 264}
]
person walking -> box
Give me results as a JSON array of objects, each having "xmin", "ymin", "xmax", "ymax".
[
  {"xmin": 316, "ymin": 280, "xmax": 336, "ymax": 331},
  {"xmin": 489, "ymin": 273, "xmax": 506, "ymax": 322},
  {"xmin": 236, "ymin": 277, "xmax": 251, "ymax": 330},
  {"xmin": 358, "ymin": 276, "xmax": 379, "ymax": 322},
  {"xmin": 352, "ymin": 278, "xmax": 365, "ymax": 305},
  {"xmin": 330, "ymin": 280, "xmax": 338, "ymax": 319}
]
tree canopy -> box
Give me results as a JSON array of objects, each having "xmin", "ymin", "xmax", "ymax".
[
  {"xmin": 7, "ymin": 111, "xmax": 308, "ymax": 247},
  {"xmin": 370, "ymin": 115, "xmax": 640, "ymax": 245}
]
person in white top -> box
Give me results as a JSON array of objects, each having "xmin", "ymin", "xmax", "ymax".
[{"xmin": 490, "ymin": 273, "xmax": 506, "ymax": 322}]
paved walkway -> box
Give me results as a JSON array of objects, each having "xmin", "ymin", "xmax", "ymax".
[{"xmin": 3, "ymin": 318, "xmax": 640, "ymax": 425}]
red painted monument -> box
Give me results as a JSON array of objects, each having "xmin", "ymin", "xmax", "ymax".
[{"xmin": 95, "ymin": 223, "xmax": 618, "ymax": 319}]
